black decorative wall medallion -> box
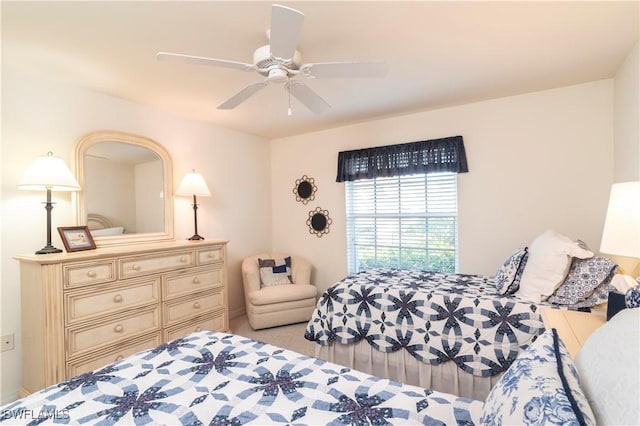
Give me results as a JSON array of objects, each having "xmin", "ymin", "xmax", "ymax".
[
  {"xmin": 307, "ymin": 207, "xmax": 332, "ymax": 237},
  {"xmin": 293, "ymin": 175, "xmax": 317, "ymax": 204}
]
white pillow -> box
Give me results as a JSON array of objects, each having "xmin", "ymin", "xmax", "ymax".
[
  {"xmin": 91, "ymin": 226, "xmax": 125, "ymax": 236},
  {"xmin": 574, "ymin": 308, "xmax": 640, "ymax": 426},
  {"xmin": 515, "ymin": 230, "xmax": 592, "ymax": 302}
]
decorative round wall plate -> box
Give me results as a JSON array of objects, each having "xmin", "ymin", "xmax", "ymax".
[
  {"xmin": 293, "ymin": 175, "xmax": 317, "ymax": 204},
  {"xmin": 307, "ymin": 207, "xmax": 332, "ymax": 237}
]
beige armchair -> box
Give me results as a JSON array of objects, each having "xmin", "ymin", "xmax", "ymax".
[{"xmin": 241, "ymin": 253, "xmax": 317, "ymax": 330}]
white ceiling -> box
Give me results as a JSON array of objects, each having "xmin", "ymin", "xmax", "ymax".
[{"xmin": 2, "ymin": 1, "xmax": 638, "ymax": 140}]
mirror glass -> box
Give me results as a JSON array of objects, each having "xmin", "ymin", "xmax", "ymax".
[{"xmin": 75, "ymin": 131, "xmax": 174, "ymax": 246}]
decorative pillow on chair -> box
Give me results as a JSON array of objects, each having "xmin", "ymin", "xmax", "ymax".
[
  {"xmin": 547, "ymin": 256, "xmax": 617, "ymax": 306},
  {"xmin": 481, "ymin": 328, "xmax": 596, "ymax": 425},
  {"xmin": 258, "ymin": 257, "xmax": 293, "ymax": 288},
  {"xmin": 494, "ymin": 247, "xmax": 528, "ymax": 295}
]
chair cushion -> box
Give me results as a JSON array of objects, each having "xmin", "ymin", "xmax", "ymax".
[{"xmin": 249, "ymin": 284, "xmax": 317, "ymax": 306}]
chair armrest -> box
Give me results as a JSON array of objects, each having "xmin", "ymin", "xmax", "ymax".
[
  {"xmin": 291, "ymin": 256, "xmax": 312, "ymax": 285},
  {"xmin": 242, "ymin": 259, "xmax": 262, "ymax": 293}
]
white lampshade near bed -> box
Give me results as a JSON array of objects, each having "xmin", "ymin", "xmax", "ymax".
[
  {"xmin": 600, "ymin": 181, "xmax": 640, "ymax": 259},
  {"xmin": 600, "ymin": 181, "xmax": 640, "ymax": 286}
]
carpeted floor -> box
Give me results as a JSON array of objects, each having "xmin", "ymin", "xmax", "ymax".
[{"xmin": 229, "ymin": 315, "xmax": 315, "ymax": 357}]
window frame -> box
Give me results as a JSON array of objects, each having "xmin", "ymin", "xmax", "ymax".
[{"xmin": 345, "ymin": 172, "xmax": 459, "ymax": 274}]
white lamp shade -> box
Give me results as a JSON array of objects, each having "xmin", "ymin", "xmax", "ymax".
[
  {"xmin": 18, "ymin": 153, "xmax": 80, "ymax": 191},
  {"xmin": 176, "ymin": 171, "xmax": 211, "ymax": 197},
  {"xmin": 600, "ymin": 181, "xmax": 640, "ymax": 258}
]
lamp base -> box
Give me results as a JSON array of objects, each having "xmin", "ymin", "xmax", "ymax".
[
  {"xmin": 36, "ymin": 245, "xmax": 63, "ymax": 255},
  {"xmin": 187, "ymin": 234, "xmax": 204, "ymax": 241}
]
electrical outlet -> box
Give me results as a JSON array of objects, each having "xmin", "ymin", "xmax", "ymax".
[{"xmin": 1, "ymin": 334, "xmax": 15, "ymax": 352}]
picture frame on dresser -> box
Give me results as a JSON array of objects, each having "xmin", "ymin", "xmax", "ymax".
[{"xmin": 57, "ymin": 226, "xmax": 96, "ymax": 252}]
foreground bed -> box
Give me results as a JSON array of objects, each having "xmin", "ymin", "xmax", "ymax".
[
  {"xmin": 0, "ymin": 331, "xmax": 483, "ymax": 425},
  {"xmin": 304, "ymin": 267, "xmax": 606, "ymax": 400},
  {"xmin": 2, "ymin": 308, "xmax": 637, "ymax": 425}
]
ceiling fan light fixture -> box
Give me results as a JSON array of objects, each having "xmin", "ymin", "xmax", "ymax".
[{"xmin": 268, "ymin": 67, "xmax": 288, "ymax": 83}]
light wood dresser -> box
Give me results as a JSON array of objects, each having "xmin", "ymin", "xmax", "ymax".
[{"xmin": 15, "ymin": 239, "xmax": 228, "ymax": 396}]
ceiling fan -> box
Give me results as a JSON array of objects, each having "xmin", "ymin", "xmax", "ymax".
[{"xmin": 157, "ymin": 4, "xmax": 387, "ymax": 114}]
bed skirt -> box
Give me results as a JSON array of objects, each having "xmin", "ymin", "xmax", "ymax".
[{"xmin": 315, "ymin": 340, "xmax": 503, "ymax": 401}]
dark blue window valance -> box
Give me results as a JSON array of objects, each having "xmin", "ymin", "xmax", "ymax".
[{"xmin": 336, "ymin": 136, "xmax": 468, "ymax": 182}]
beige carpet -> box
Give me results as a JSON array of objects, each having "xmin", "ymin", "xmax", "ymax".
[{"xmin": 229, "ymin": 315, "xmax": 315, "ymax": 357}]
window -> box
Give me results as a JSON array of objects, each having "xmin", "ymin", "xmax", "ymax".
[{"xmin": 345, "ymin": 172, "xmax": 458, "ymax": 274}]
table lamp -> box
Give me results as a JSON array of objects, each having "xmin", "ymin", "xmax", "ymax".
[
  {"xmin": 176, "ymin": 169, "xmax": 211, "ymax": 240},
  {"xmin": 18, "ymin": 152, "xmax": 81, "ymax": 254},
  {"xmin": 600, "ymin": 181, "xmax": 640, "ymax": 313}
]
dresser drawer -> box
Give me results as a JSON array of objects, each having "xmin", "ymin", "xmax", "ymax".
[
  {"xmin": 198, "ymin": 245, "xmax": 225, "ymax": 265},
  {"xmin": 165, "ymin": 311, "xmax": 228, "ymax": 341},
  {"xmin": 163, "ymin": 268, "xmax": 224, "ymax": 300},
  {"xmin": 65, "ymin": 278, "xmax": 161, "ymax": 325},
  {"xmin": 119, "ymin": 250, "xmax": 194, "ymax": 278},
  {"xmin": 64, "ymin": 261, "xmax": 116, "ymax": 288},
  {"xmin": 66, "ymin": 308, "xmax": 160, "ymax": 358},
  {"xmin": 66, "ymin": 333, "xmax": 161, "ymax": 377},
  {"xmin": 163, "ymin": 290, "xmax": 224, "ymax": 326}
]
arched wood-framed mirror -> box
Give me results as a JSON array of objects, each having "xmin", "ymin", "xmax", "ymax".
[{"xmin": 74, "ymin": 130, "xmax": 174, "ymax": 246}]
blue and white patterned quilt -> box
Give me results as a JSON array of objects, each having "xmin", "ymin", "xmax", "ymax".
[
  {"xmin": 1, "ymin": 331, "xmax": 483, "ymax": 425},
  {"xmin": 305, "ymin": 269, "xmax": 548, "ymax": 377}
]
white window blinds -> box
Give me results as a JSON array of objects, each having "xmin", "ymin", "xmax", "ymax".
[{"xmin": 345, "ymin": 172, "xmax": 458, "ymax": 274}]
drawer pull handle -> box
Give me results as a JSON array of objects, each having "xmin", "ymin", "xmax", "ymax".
[
  {"xmin": 207, "ymin": 252, "xmax": 216, "ymax": 258},
  {"xmin": 179, "ymin": 256, "xmax": 187, "ymax": 263},
  {"xmin": 87, "ymin": 270, "xmax": 97, "ymax": 278},
  {"xmin": 192, "ymin": 277, "xmax": 200, "ymax": 284},
  {"xmin": 131, "ymin": 264, "xmax": 141, "ymax": 271},
  {"xmin": 113, "ymin": 294, "xmax": 123, "ymax": 303},
  {"xmin": 114, "ymin": 324, "xmax": 124, "ymax": 333},
  {"xmin": 115, "ymin": 355, "xmax": 124, "ymax": 361},
  {"xmin": 195, "ymin": 326, "xmax": 202, "ymax": 332},
  {"xmin": 193, "ymin": 302, "xmax": 201, "ymax": 309}
]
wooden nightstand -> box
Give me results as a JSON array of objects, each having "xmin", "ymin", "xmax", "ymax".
[{"xmin": 539, "ymin": 306, "xmax": 606, "ymax": 359}]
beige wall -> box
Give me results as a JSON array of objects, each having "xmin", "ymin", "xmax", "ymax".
[
  {"xmin": 0, "ymin": 67, "xmax": 272, "ymax": 402},
  {"xmin": 612, "ymin": 41, "xmax": 640, "ymax": 276},
  {"xmin": 614, "ymin": 41, "xmax": 640, "ymax": 182},
  {"xmin": 270, "ymin": 80, "xmax": 615, "ymax": 295}
]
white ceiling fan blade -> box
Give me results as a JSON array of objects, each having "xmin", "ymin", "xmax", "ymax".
[
  {"xmin": 157, "ymin": 52, "xmax": 256, "ymax": 72},
  {"xmin": 300, "ymin": 62, "xmax": 387, "ymax": 78},
  {"xmin": 287, "ymin": 82, "xmax": 330, "ymax": 114},
  {"xmin": 269, "ymin": 4, "xmax": 304, "ymax": 60},
  {"xmin": 218, "ymin": 81, "xmax": 269, "ymax": 109}
]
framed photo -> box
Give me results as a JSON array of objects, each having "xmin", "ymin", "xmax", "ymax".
[{"xmin": 57, "ymin": 226, "xmax": 96, "ymax": 252}]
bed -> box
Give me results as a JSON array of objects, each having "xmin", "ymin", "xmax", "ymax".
[
  {"xmin": 0, "ymin": 331, "xmax": 483, "ymax": 425},
  {"xmin": 2, "ymin": 308, "xmax": 636, "ymax": 425},
  {"xmin": 304, "ymin": 232, "xmax": 617, "ymax": 401}
]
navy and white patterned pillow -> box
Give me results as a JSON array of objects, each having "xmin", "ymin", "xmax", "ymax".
[
  {"xmin": 625, "ymin": 286, "xmax": 640, "ymax": 308},
  {"xmin": 547, "ymin": 256, "xmax": 617, "ymax": 306},
  {"xmin": 481, "ymin": 328, "xmax": 596, "ymax": 426},
  {"xmin": 258, "ymin": 257, "xmax": 293, "ymax": 288},
  {"xmin": 494, "ymin": 247, "xmax": 528, "ymax": 295}
]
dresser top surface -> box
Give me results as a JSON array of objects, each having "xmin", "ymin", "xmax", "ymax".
[{"xmin": 15, "ymin": 239, "xmax": 228, "ymax": 264}]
